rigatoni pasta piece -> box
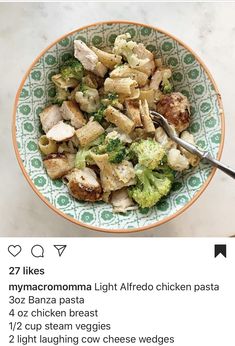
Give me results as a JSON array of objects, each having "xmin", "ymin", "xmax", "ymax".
[
  {"xmin": 91, "ymin": 46, "xmax": 122, "ymax": 69},
  {"xmin": 104, "ymin": 106, "xmax": 135, "ymax": 134},
  {"xmin": 38, "ymin": 135, "xmax": 58, "ymax": 155},
  {"xmin": 180, "ymin": 131, "xmax": 200, "ymax": 167},
  {"xmin": 75, "ymin": 121, "xmax": 105, "ymax": 147},
  {"xmin": 126, "ymin": 87, "xmax": 140, "ymax": 100},
  {"xmin": 104, "ymin": 77, "xmax": 137, "ymax": 96},
  {"xmin": 139, "ymin": 100, "xmax": 155, "ymax": 135},
  {"xmin": 135, "ymin": 60, "xmax": 155, "ymax": 77},
  {"xmin": 139, "ymin": 88, "xmax": 156, "ymax": 109},
  {"xmin": 51, "ymin": 74, "xmax": 78, "ymax": 89},
  {"xmin": 110, "ymin": 65, "xmax": 148, "ymax": 87},
  {"xmin": 125, "ymin": 100, "xmax": 142, "ymax": 127}
]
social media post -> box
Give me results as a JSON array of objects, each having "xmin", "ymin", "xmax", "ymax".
[{"xmin": 1, "ymin": 238, "xmax": 234, "ymax": 346}]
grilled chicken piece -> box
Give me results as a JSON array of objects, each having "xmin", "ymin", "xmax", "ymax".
[
  {"xmin": 66, "ymin": 168, "xmax": 102, "ymax": 202},
  {"xmin": 111, "ymin": 188, "xmax": 137, "ymax": 213},
  {"xmin": 156, "ymin": 92, "xmax": 190, "ymax": 132},
  {"xmin": 74, "ymin": 40, "xmax": 98, "ymax": 71},
  {"xmin": 46, "ymin": 121, "xmax": 75, "ymax": 142},
  {"xmin": 43, "ymin": 153, "xmax": 75, "ymax": 179},
  {"xmin": 74, "ymin": 40, "xmax": 107, "ymax": 77},
  {"xmin": 60, "ymin": 101, "xmax": 86, "ymax": 129},
  {"xmin": 40, "ymin": 105, "xmax": 62, "ymax": 133},
  {"xmin": 91, "ymin": 153, "xmax": 136, "ymax": 192}
]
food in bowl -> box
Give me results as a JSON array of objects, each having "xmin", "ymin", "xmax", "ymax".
[
  {"xmin": 14, "ymin": 22, "xmax": 224, "ymax": 231},
  {"xmin": 38, "ymin": 33, "xmax": 200, "ymax": 213}
]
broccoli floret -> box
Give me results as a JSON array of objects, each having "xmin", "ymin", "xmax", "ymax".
[
  {"xmin": 75, "ymin": 134, "xmax": 106, "ymax": 169},
  {"xmin": 106, "ymin": 138, "xmax": 126, "ymax": 163},
  {"xmin": 92, "ymin": 93, "xmax": 119, "ymax": 123},
  {"xmin": 128, "ymin": 165, "xmax": 173, "ymax": 208},
  {"xmin": 107, "ymin": 92, "xmax": 118, "ymax": 101},
  {"xmin": 161, "ymin": 72, "xmax": 173, "ymax": 94},
  {"xmin": 90, "ymin": 133, "xmax": 106, "ymax": 147},
  {"xmin": 75, "ymin": 148, "xmax": 91, "ymax": 169},
  {"xmin": 157, "ymin": 164, "xmax": 175, "ymax": 183},
  {"xmin": 97, "ymin": 137, "xmax": 127, "ymax": 164},
  {"xmin": 130, "ymin": 139, "xmax": 165, "ymax": 170},
  {"xmin": 93, "ymin": 104, "xmax": 106, "ymax": 123},
  {"xmin": 60, "ymin": 58, "xmax": 84, "ymax": 81},
  {"xmin": 52, "ymin": 86, "xmax": 69, "ymax": 106}
]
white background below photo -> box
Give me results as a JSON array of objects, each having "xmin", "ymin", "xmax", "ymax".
[
  {"xmin": 1, "ymin": 2, "xmax": 235, "ymax": 237},
  {"xmin": 1, "ymin": 238, "xmax": 235, "ymax": 345}
]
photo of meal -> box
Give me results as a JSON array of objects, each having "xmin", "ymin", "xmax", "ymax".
[
  {"xmin": 12, "ymin": 16, "xmax": 229, "ymax": 233},
  {"xmin": 38, "ymin": 34, "xmax": 200, "ymax": 213}
]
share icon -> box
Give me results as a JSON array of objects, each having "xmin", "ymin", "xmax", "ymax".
[{"xmin": 54, "ymin": 245, "xmax": 67, "ymax": 257}]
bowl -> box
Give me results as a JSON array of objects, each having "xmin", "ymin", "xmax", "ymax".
[{"xmin": 12, "ymin": 21, "xmax": 224, "ymax": 233}]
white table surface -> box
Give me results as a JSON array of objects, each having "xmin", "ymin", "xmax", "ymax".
[{"xmin": 1, "ymin": 2, "xmax": 235, "ymax": 237}]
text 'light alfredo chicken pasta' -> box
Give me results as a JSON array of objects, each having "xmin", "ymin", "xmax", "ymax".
[{"xmin": 39, "ymin": 34, "xmax": 199, "ymax": 213}]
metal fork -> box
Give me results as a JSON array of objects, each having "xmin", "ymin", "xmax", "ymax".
[{"xmin": 150, "ymin": 110, "xmax": 235, "ymax": 179}]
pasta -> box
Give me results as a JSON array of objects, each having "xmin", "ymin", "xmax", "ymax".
[
  {"xmin": 39, "ymin": 135, "xmax": 58, "ymax": 155},
  {"xmin": 104, "ymin": 106, "xmax": 135, "ymax": 134},
  {"xmin": 139, "ymin": 89, "xmax": 156, "ymax": 109},
  {"xmin": 125, "ymin": 100, "xmax": 142, "ymax": 127},
  {"xmin": 91, "ymin": 46, "xmax": 122, "ymax": 69},
  {"xmin": 38, "ymin": 34, "xmax": 199, "ymax": 212},
  {"xmin": 104, "ymin": 77, "xmax": 137, "ymax": 95},
  {"xmin": 51, "ymin": 74, "xmax": 78, "ymax": 89},
  {"xmin": 139, "ymin": 100, "xmax": 155, "ymax": 134},
  {"xmin": 110, "ymin": 65, "xmax": 148, "ymax": 87},
  {"xmin": 75, "ymin": 120, "xmax": 105, "ymax": 147}
]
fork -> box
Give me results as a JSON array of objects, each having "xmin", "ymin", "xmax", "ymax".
[{"xmin": 150, "ymin": 110, "xmax": 235, "ymax": 179}]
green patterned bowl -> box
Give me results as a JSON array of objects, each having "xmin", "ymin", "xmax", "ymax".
[{"xmin": 13, "ymin": 21, "xmax": 224, "ymax": 233}]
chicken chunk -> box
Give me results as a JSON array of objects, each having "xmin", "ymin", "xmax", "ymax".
[
  {"xmin": 74, "ymin": 40, "xmax": 98, "ymax": 71},
  {"xmin": 60, "ymin": 101, "xmax": 86, "ymax": 129},
  {"xmin": 156, "ymin": 92, "xmax": 190, "ymax": 132},
  {"xmin": 43, "ymin": 153, "xmax": 75, "ymax": 179},
  {"xmin": 74, "ymin": 40, "xmax": 107, "ymax": 77},
  {"xmin": 111, "ymin": 188, "xmax": 138, "ymax": 213},
  {"xmin": 40, "ymin": 105, "xmax": 62, "ymax": 133},
  {"xmin": 90, "ymin": 153, "xmax": 136, "ymax": 192},
  {"xmin": 46, "ymin": 121, "xmax": 75, "ymax": 142},
  {"xmin": 65, "ymin": 167, "xmax": 102, "ymax": 202}
]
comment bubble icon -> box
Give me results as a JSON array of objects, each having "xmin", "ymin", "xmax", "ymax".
[{"xmin": 31, "ymin": 245, "xmax": 44, "ymax": 258}]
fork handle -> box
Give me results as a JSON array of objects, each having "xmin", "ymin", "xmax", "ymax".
[
  {"xmin": 172, "ymin": 136, "xmax": 235, "ymax": 179},
  {"xmin": 202, "ymin": 153, "xmax": 235, "ymax": 179}
]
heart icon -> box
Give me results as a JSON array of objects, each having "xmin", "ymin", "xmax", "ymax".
[{"xmin": 8, "ymin": 245, "xmax": 22, "ymax": 257}]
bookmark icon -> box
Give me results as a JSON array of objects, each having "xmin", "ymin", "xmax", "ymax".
[{"xmin": 54, "ymin": 245, "xmax": 67, "ymax": 257}]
